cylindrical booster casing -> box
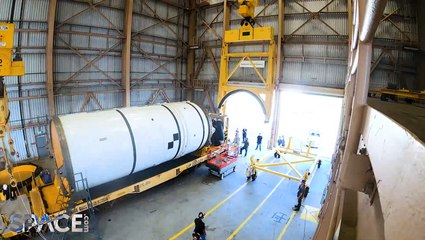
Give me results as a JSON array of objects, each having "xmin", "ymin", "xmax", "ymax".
[{"xmin": 50, "ymin": 102, "xmax": 210, "ymax": 189}]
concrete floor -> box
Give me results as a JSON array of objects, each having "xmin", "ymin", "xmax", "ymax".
[{"xmin": 63, "ymin": 150, "xmax": 330, "ymax": 240}]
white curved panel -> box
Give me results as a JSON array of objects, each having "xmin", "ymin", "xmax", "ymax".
[
  {"xmin": 53, "ymin": 102, "xmax": 209, "ymax": 189},
  {"xmin": 163, "ymin": 102, "xmax": 208, "ymax": 159},
  {"xmin": 120, "ymin": 105, "xmax": 179, "ymax": 172},
  {"xmin": 59, "ymin": 110, "xmax": 134, "ymax": 187}
]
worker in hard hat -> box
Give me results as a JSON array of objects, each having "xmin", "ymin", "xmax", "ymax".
[
  {"xmin": 293, "ymin": 180, "xmax": 307, "ymax": 211},
  {"xmin": 2, "ymin": 184, "xmax": 10, "ymax": 200},
  {"xmin": 194, "ymin": 212, "xmax": 207, "ymax": 240},
  {"xmin": 255, "ymin": 133, "xmax": 263, "ymax": 151},
  {"xmin": 239, "ymin": 138, "xmax": 249, "ymax": 157},
  {"xmin": 245, "ymin": 162, "xmax": 257, "ymax": 181}
]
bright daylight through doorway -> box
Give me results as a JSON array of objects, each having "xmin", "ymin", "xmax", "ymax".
[{"xmin": 224, "ymin": 91, "xmax": 342, "ymax": 159}]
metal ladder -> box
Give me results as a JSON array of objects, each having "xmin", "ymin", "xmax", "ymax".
[{"xmin": 52, "ymin": 172, "xmax": 101, "ymax": 240}]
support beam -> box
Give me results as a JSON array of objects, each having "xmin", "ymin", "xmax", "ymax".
[
  {"xmin": 56, "ymin": 37, "xmax": 121, "ymax": 90},
  {"xmin": 132, "ymin": 43, "xmax": 184, "ymax": 86},
  {"xmin": 194, "ymin": 49, "xmax": 207, "ymax": 81},
  {"xmin": 206, "ymin": 90, "xmax": 217, "ymax": 113},
  {"xmin": 370, "ymin": 49, "xmax": 386, "ymax": 74},
  {"xmin": 206, "ymin": 47, "xmax": 220, "ymax": 79},
  {"xmin": 46, "ymin": 0, "xmax": 57, "ymax": 116},
  {"xmin": 80, "ymin": 92, "xmax": 103, "ymax": 112},
  {"xmin": 122, "ymin": 0, "xmax": 133, "ymax": 107},
  {"xmin": 360, "ymin": 0, "xmax": 388, "ymax": 42},
  {"xmin": 348, "ymin": 0, "xmax": 352, "ymax": 45},
  {"xmin": 186, "ymin": 0, "xmax": 197, "ymax": 101},
  {"xmin": 314, "ymin": 0, "xmax": 388, "ymax": 238},
  {"xmin": 223, "ymin": 0, "xmax": 230, "ymax": 32},
  {"xmin": 335, "ymin": 42, "xmax": 373, "ymax": 240},
  {"xmin": 286, "ymin": 0, "xmax": 338, "ymax": 40},
  {"xmin": 269, "ymin": 0, "xmax": 284, "ymax": 148},
  {"xmin": 199, "ymin": 8, "xmax": 223, "ymax": 40},
  {"xmin": 55, "ymin": 0, "xmax": 108, "ymax": 29}
]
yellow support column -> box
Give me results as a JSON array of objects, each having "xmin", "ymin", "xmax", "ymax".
[{"xmin": 217, "ymin": 26, "xmax": 275, "ymax": 122}]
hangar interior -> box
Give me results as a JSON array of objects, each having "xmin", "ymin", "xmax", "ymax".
[{"xmin": 0, "ymin": 0, "xmax": 424, "ymax": 239}]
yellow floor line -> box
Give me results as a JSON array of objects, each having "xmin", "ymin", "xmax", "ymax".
[
  {"xmin": 277, "ymin": 211, "xmax": 297, "ymax": 240},
  {"xmin": 276, "ymin": 161, "xmax": 321, "ymax": 240},
  {"xmin": 169, "ymin": 182, "xmax": 248, "ymax": 240},
  {"xmin": 169, "ymin": 157, "xmax": 278, "ymax": 240},
  {"xmin": 226, "ymin": 177, "xmax": 286, "ymax": 240}
]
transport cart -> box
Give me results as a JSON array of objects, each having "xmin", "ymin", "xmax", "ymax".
[{"xmin": 206, "ymin": 144, "xmax": 239, "ymax": 179}]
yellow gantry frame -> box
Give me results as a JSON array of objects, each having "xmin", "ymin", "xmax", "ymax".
[
  {"xmin": 250, "ymin": 137, "xmax": 318, "ymax": 182},
  {"xmin": 218, "ymin": 24, "xmax": 275, "ymax": 122}
]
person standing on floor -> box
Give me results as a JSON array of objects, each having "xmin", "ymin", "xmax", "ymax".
[
  {"xmin": 242, "ymin": 128, "xmax": 247, "ymax": 142},
  {"xmin": 277, "ymin": 136, "xmax": 283, "ymax": 147},
  {"xmin": 239, "ymin": 138, "xmax": 249, "ymax": 157},
  {"xmin": 233, "ymin": 128, "xmax": 240, "ymax": 145},
  {"xmin": 255, "ymin": 133, "xmax": 263, "ymax": 151},
  {"xmin": 194, "ymin": 212, "xmax": 207, "ymax": 240},
  {"xmin": 293, "ymin": 180, "xmax": 306, "ymax": 211},
  {"xmin": 245, "ymin": 164, "xmax": 257, "ymax": 181},
  {"xmin": 2, "ymin": 184, "xmax": 10, "ymax": 200}
]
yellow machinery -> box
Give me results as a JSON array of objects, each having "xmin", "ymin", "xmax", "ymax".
[
  {"xmin": 249, "ymin": 137, "xmax": 319, "ymax": 182},
  {"xmin": 380, "ymin": 88, "xmax": 425, "ymax": 103},
  {"xmin": 0, "ymin": 147, "xmax": 220, "ymax": 238},
  {"xmin": 369, "ymin": 88, "xmax": 425, "ymax": 103},
  {"xmin": 218, "ymin": 0, "xmax": 276, "ymax": 122},
  {"xmin": 0, "ymin": 22, "xmax": 24, "ymax": 184},
  {"xmin": 0, "ymin": 22, "xmax": 31, "ymax": 238},
  {"xmin": 0, "ymin": 22, "xmax": 24, "ymax": 164},
  {"xmin": 0, "ymin": 26, "xmax": 225, "ymax": 237},
  {"xmin": 238, "ymin": 0, "xmax": 258, "ymax": 26},
  {"xmin": 0, "ymin": 23, "xmax": 25, "ymax": 77}
]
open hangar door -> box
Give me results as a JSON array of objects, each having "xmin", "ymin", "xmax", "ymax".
[
  {"xmin": 278, "ymin": 90, "xmax": 343, "ymax": 159},
  {"xmin": 224, "ymin": 92, "xmax": 271, "ymax": 153}
]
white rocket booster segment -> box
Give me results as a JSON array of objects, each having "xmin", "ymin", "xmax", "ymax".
[{"xmin": 50, "ymin": 101, "xmax": 210, "ymax": 190}]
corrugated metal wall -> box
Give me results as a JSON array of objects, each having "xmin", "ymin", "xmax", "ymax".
[
  {"xmin": 196, "ymin": 0, "xmax": 350, "ymax": 108},
  {"xmin": 371, "ymin": 0, "xmax": 418, "ymax": 90},
  {"xmin": 196, "ymin": 0, "xmax": 418, "ymax": 102},
  {"xmin": 130, "ymin": 0, "xmax": 185, "ymax": 105},
  {"xmin": 1, "ymin": 0, "xmax": 49, "ymax": 161},
  {"xmin": 1, "ymin": 0, "xmax": 186, "ymax": 161},
  {"xmin": 0, "ymin": 0, "xmax": 419, "ymax": 161},
  {"xmin": 54, "ymin": 0, "xmax": 125, "ymax": 114}
]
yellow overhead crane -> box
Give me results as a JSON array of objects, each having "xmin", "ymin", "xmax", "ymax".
[
  {"xmin": 0, "ymin": 22, "xmax": 25, "ymax": 189},
  {"xmin": 218, "ymin": 0, "xmax": 276, "ymax": 122},
  {"xmin": 238, "ymin": 0, "xmax": 258, "ymax": 26},
  {"xmin": 0, "ymin": 23, "xmax": 25, "ymax": 77}
]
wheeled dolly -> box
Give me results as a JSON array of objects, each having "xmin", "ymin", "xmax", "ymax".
[{"xmin": 207, "ymin": 162, "xmax": 237, "ymax": 180}]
